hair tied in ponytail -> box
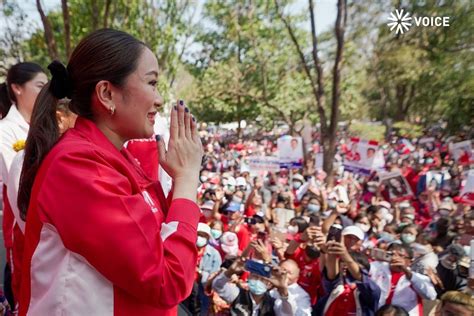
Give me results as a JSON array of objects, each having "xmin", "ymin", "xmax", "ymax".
[{"xmin": 48, "ymin": 60, "xmax": 72, "ymax": 99}]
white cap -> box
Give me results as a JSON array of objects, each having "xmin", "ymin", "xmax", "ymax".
[
  {"xmin": 399, "ymin": 201, "xmax": 411, "ymax": 209},
  {"xmin": 292, "ymin": 174, "xmax": 305, "ymax": 183},
  {"xmin": 197, "ymin": 223, "xmax": 211, "ymax": 237},
  {"xmin": 221, "ymin": 232, "xmax": 239, "ymax": 256},
  {"xmin": 236, "ymin": 177, "xmax": 246, "ymax": 187},
  {"xmin": 201, "ymin": 200, "xmax": 215, "ymax": 211},
  {"xmin": 226, "ymin": 177, "xmax": 236, "ymax": 187},
  {"xmin": 342, "ymin": 225, "xmax": 364, "ymax": 240}
]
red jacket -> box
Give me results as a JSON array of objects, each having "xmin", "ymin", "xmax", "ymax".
[{"xmin": 19, "ymin": 117, "xmax": 199, "ymax": 316}]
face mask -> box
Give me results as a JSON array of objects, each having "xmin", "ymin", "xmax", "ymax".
[
  {"xmin": 378, "ymin": 232, "xmax": 395, "ymax": 242},
  {"xmin": 196, "ymin": 236, "xmax": 208, "ymax": 248},
  {"xmin": 322, "ymin": 210, "xmax": 332, "ymax": 218},
  {"xmin": 328, "ymin": 200, "xmax": 337, "ymax": 209},
  {"xmin": 293, "ymin": 182, "xmax": 302, "ymax": 189},
  {"xmin": 232, "ymin": 197, "xmax": 243, "ymax": 204},
  {"xmin": 401, "ymin": 233, "xmax": 416, "ymax": 244},
  {"xmin": 384, "ymin": 213, "xmax": 394, "ymax": 224},
  {"xmin": 368, "ymin": 187, "xmax": 376, "ymax": 193},
  {"xmin": 287, "ymin": 225, "xmax": 299, "ymax": 235},
  {"xmin": 305, "ymin": 245, "xmax": 321, "ymax": 259},
  {"xmin": 200, "ymin": 176, "xmax": 208, "ymax": 183},
  {"xmin": 356, "ymin": 223, "xmax": 370, "ymax": 233},
  {"xmin": 247, "ymin": 279, "xmax": 267, "ymax": 295},
  {"xmin": 440, "ymin": 255, "xmax": 457, "ymax": 270},
  {"xmin": 307, "ymin": 204, "xmax": 321, "ymax": 213},
  {"xmin": 211, "ymin": 229, "xmax": 222, "ymax": 240},
  {"xmin": 438, "ymin": 209, "xmax": 450, "ymax": 217},
  {"xmin": 202, "ymin": 210, "xmax": 212, "ymax": 219}
]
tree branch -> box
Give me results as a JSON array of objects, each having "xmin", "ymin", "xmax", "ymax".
[
  {"xmin": 36, "ymin": 0, "xmax": 59, "ymax": 60},
  {"xmin": 61, "ymin": 0, "xmax": 71, "ymax": 59}
]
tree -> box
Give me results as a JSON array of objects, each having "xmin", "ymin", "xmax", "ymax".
[{"xmin": 275, "ymin": 0, "xmax": 348, "ymax": 186}]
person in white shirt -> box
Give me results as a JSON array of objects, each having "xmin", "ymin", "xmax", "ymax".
[
  {"xmin": 370, "ymin": 243, "xmax": 437, "ymax": 316},
  {"xmin": 275, "ymin": 259, "xmax": 312, "ymax": 316},
  {"xmin": 212, "ymin": 257, "xmax": 297, "ymax": 316},
  {"xmin": 0, "ymin": 62, "xmax": 46, "ymax": 308}
]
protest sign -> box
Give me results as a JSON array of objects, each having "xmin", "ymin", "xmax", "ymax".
[
  {"xmin": 273, "ymin": 208, "xmax": 296, "ymax": 230},
  {"xmin": 343, "ymin": 138, "xmax": 383, "ymax": 175},
  {"xmin": 450, "ymin": 140, "xmax": 473, "ymax": 165},
  {"xmin": 418, "ymin": 137, "xmax": 436, "ymax": 152},
  {"xmin": 246, "ymin": 156, "xmax": 280, "ymax": 173},
  {"xmin": 425, "ymin": 170, "xmax": 450, "ymax": 190},
  {"xmin": 460, "ymin": 169, "xmax": 474, "ymax": 206},
  {"xmin": 315, "ymin": 153, "xmax": 324, "ymax": 170},
  {"xmin": 379, "ymin": 171, "xmax": 413, "ymax": 202},
  {"xmin": 278, "ymin": 136, "xmax": 304, "ymax": 168}
]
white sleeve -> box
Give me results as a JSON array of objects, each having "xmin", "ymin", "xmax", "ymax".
[
  {"xmin": 410, "ymin": 271, "xmax": 437, "ymax": 300},
  {"xmin": 6, "ymin": 151, "xmax": 25, "ymax": 232},
  {"xmin": 211, "ymin": 272, "xmax": 240, "ymax": 304},
  {"xmin": 270, "ymin": 289, "xmax": 297, "ymax": 316},
  {"xmin": 0, "ymin": 129, "xmax": 16, "ymax": 183}
]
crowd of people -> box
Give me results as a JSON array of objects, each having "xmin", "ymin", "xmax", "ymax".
[
  {"xmin": 180, "ymin": 127, "xmax": 473, "ymax": 315},
  {"xmin": 0, "ymin": 28, "xmax": 472, "ymax": 316}
]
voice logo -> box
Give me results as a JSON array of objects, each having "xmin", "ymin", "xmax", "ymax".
[{"xmin": 387, "ymin": 9, "xmax": 450, "ymax": 35}]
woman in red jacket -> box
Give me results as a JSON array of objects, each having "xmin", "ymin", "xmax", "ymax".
[{"xmin": 17, "ymin": 29, "xmax": 203, "ymax": 315}]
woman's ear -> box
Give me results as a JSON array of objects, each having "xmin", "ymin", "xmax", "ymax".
[
  {"xmin": 56, "ymin": 110, "xmax": 67, "ymax": 134},
  {"xmin": 94, "ymin": 80, "xmax": 115, "ymax": 113},
  {"xmin": 10, "ymin": 83, "xmax": 22, "ymax": 96}
]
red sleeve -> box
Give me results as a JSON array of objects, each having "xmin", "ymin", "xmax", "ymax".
[
  {"xmin": 38, "ymin": 149, "xmax": 199, "ymax": 308},
  {"xmin": 236, "ymin": 225, "xmax": 250, "ymax": 251}
]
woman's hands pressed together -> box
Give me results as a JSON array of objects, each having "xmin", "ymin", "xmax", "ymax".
[{"xmin": 157, "ymin": 100, "xmax": 204, "ymax": 202}]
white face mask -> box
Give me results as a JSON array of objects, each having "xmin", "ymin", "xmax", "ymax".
[
  {"xmin": 287, "ymin": 225, "xmax": 299, "ymax": 235},
  {"xmin": 196, "ymin": 236, "xmax": 208, "ymax": 248},
  {"xmin": 355, "ymin": 223, "xmax": 370, "ymax": 233},
  {"xmin": 293, "ymin": 182, "xmax": 302, "ymax": 189},
  {"xmin": 328, "ymin": 200, "xmax": 337, "ymax": 209},
  {"xmin": 438, "ymin": 209, "xmax": 450, "ymax": 217},
  {"xmin": 202, "ymin": 210, "xmax": 212, "ymax": 219}
]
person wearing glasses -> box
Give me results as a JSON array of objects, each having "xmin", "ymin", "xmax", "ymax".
[{"xmin": 369, "ymin": 243, "xmax": 437, "ymax": 316}]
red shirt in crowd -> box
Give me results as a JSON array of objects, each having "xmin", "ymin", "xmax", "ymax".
[{"xmin": 288, "ymin": 247, "xmax": 322, "ymax": 305}]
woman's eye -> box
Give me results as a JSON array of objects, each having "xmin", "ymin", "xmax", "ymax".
[{"xmin": 149, "ymin": 80, "xmax": 157, "ymax": 87}]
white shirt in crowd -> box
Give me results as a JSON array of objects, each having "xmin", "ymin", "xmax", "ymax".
[
  {"xmin": 6, "ymin": 150, "xmax": 25, "ymax": 232},
  {"xmin": 0, "ymin": 105, "xmax": 29, "ymax": 184},
  {"xmin": 370, "ymin": 261, "xmax": 437, "ymax": 316},
  {"xmin": 270, "ymin": 282, "xmax": 312, "ymax": 316}
]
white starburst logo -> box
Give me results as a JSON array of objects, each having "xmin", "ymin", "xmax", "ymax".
[{"xmin": 387, "ymin": 9, "xmax": 412, "ymax": 35}]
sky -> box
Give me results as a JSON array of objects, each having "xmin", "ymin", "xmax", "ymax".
[{"xmin": 1, "ymin": 0, "xmax": 339, "ymax": 35}]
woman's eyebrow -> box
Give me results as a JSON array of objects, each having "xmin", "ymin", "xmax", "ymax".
[{"xmin": 145, "ymin": 70, "xmax": 158, "ymax": 76}]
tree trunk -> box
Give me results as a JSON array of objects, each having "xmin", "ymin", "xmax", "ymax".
[
  {"xmin": 323, "ymin": 0, "xmax": 347, "ymax": 187},
  {"xmin": 277, "ymin": 0, "xmax": 347, "ymax": 186},
  {"xmin": 103, "ymin": 0, "xmax": 112, "ymax": 28},
  {"xmin": 36, "ymin": 0, "xmax": 59, "ymax": 60},
  {"xmin": 91, "ymin": 0, "xmax": 99, "ymax": 30},
  {"xmin": 61, "ymin": 0, "xmax": 71, "ymax": 59}
]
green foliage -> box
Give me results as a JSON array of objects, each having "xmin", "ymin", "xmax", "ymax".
[
  {"xmin": 348, "ymin": 121, "xmax": 386, "ymax": 142},
  {"xmin": 392, "ymin": 121, "xmax": 424, "ymax": 138}
]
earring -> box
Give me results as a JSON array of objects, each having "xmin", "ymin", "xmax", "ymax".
[{"xmin": 109, "ymin": 106, "xmax": 115, "ymax": 115}]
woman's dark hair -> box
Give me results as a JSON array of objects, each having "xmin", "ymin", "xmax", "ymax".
[
  {"xmin": 375, "ymin": 304, "xmax": 409, "ymax": 316},
  {"xmin": 18, "ymin": 29, "xmax": 146, "ymax": 220},
  {"xmin": 0, "ymin": 62, "xmax": 44, "ymax": 118},
  {"xmin": 354, "ymin": 212, "xmax": 368, "ymax": 223},
  {"xmin": 388, "ymin": 243, "xmax": 414, "ymax": 259},
  {"xmin": 290, "ymin": 216, "xmax": 309, "ymax": 233}
]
